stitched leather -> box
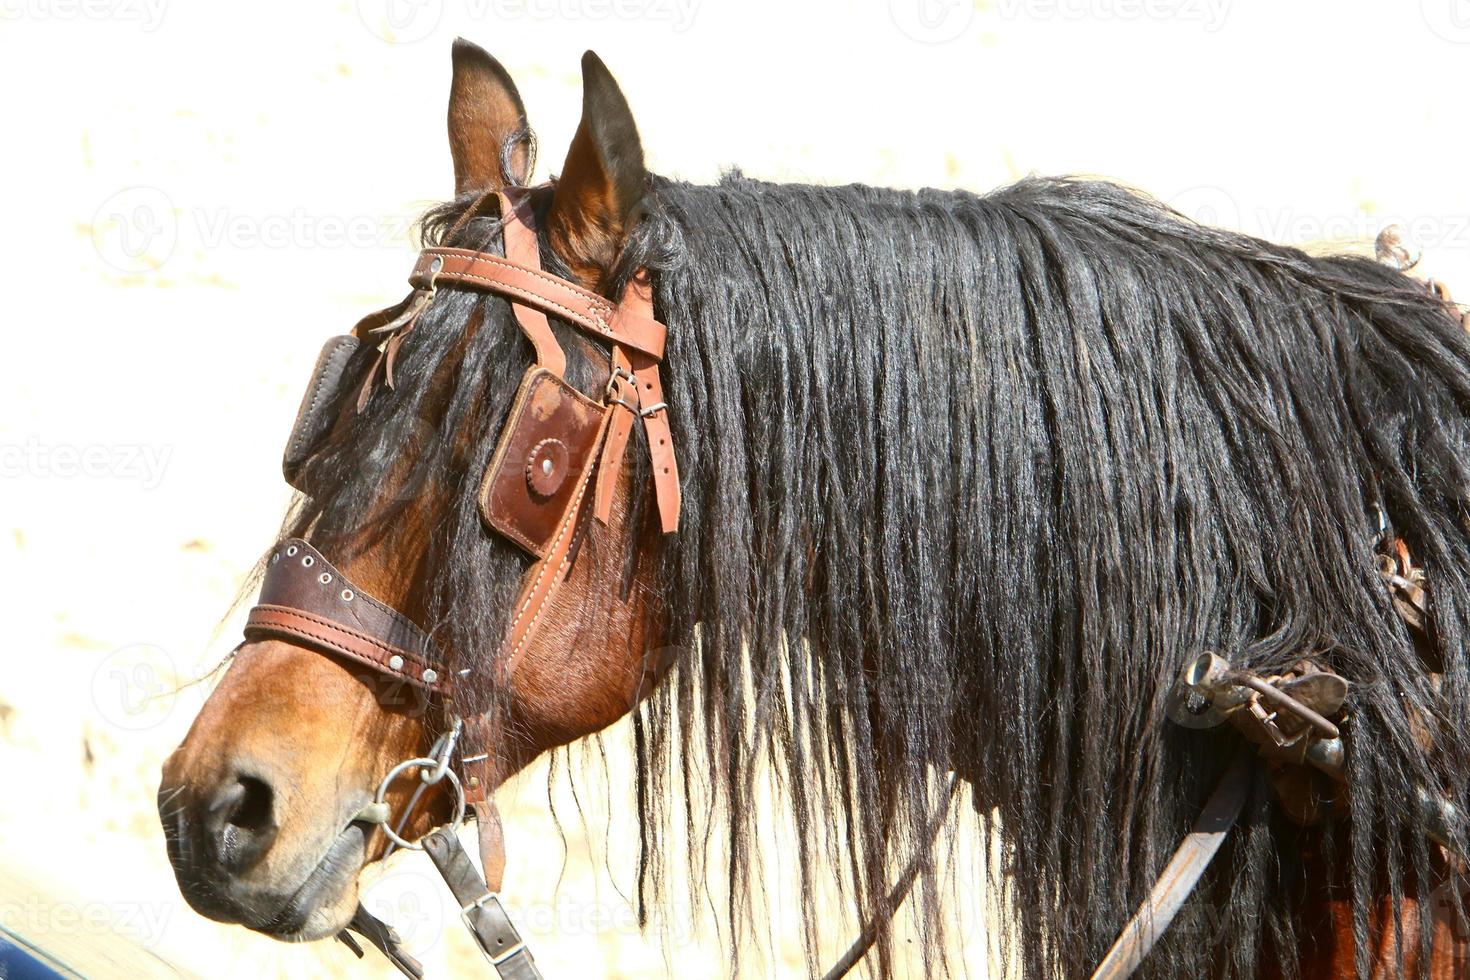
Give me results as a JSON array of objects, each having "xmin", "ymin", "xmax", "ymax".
[
  {"xmin": 245, "ymin": 539, "xmax": 444, "ymax": 691},
  {"xmin": 410, "ymin": 248, "xmax": 667, "ymax": 359},
  {"xmin": 477, "ymin": 371, "xmax": 607, "ymax": 557},
  {"xmin": 282, "ymin": 335, "xmax": 361, "ymax": 490},
  {"xmin": 496, "ymin": 190, "xmax": 565, "ymax": 376}
]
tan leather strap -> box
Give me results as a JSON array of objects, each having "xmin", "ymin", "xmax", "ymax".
[
  {"xmin": 620, "ymin": 273, "xmax": 680, "ymax": 532},
  {"xmin": 593, "ymin": 302, "xmax": 681, "ymax": 531},
  {"xmin": 501, "ymin": 407, "xmax": 612, "ymax": 675},
  {"xmin": 245, "ymin": 539, "xmax": 446, "ymax": 693},
  {"xmin": 495, "ymin": 190, "xmax": 565, "ymax": 377},
  {"xmin": 410, "ymin": 247, "xmax": 667, "ymax": 359}
]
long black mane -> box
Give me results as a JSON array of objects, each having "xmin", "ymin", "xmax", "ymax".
[{"xmin": 294, "ymin": 171, "xmax": 1470, "ymax": 978}]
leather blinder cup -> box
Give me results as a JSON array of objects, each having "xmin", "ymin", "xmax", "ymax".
[{"xmin": 478, "ymin": 368, "xmax": 607, "ymax": 557}]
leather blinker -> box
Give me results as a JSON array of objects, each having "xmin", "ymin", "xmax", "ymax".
[
  {"xmin": 283, "ymin": 334, "xmax": 362, "ymax": 490},
  {"xmin": 479, "ymin": 369, "xmax": 606, "ymax": 557}
]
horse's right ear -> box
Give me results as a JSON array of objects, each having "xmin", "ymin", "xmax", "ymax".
[{"xmin": 447, "ymin": 38, "xmax": 533, "ymax": 194}]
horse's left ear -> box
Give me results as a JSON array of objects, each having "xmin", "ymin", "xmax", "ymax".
[{"xmin": 546, "ymin": 51, "xmax": 647, "ymax": 288}]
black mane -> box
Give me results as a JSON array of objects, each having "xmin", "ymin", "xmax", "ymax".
[{"xmin": 296, "ymin": 171, "xmax": 1470, "ymax": 978}]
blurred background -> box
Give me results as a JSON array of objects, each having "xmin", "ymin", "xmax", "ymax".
[{"xmin": 1, "ymin": 0, "xmax": 1466, "ymax": 976}]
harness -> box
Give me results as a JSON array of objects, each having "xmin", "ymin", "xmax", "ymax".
[{"xmin": 241, "ymin": 197, "xmax": 1469, "ymax": 977}]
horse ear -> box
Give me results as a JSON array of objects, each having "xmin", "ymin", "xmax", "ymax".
[
  {"xmin": 448, "ymin": 38, "xmax": 532, "ymax": 194},
  {"xmin": 546, "ymin": 51, "xmax": 647, "ymax": 287}
]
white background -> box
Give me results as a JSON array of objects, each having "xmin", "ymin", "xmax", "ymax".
[{"xmin": 1, "ymin": 1, "xmax": 1467, "ymax": 976}]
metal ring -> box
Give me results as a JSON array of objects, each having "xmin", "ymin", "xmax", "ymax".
[{"xmin": 372, "ymin": 757, "xmax": 465, "ymax": 851}]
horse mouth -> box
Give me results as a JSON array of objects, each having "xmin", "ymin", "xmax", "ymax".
[{"xmin": 252, "ymin": 821, "xmax": 370, "ymax": 940}]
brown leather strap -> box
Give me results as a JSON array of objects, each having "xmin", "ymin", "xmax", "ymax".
[
  {"xmin": 496, "ymin": 190, "xmax": 565, "ymax": 377},
  {"xmin": 245, "ymin": 539, "xmax": 446, "ymax": 692},
  {"xmin": 594, "ymin": 348, "xmax": 639, "ymax": 523},
  {"xmin": 620, "ymin": 273, "xmax": 680, "ymax": 533},
  {"xmin": 422, "ymin": 826, "xmax": 542, "ymax": 980},
  {"xmin": 410, "ymin": 247, "xmax": 667, "ymax": 359}
]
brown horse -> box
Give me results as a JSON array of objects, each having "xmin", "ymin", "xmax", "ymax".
[{"xmin": 159, "ymin": 39, "xmax": 1470, "ymax": 978}]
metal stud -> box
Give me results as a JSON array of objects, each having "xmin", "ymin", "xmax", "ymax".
[
  {"xmin": 422, "ymin": 669, "xmax": 439, "ymax": 684},
  {"xmin": 318, "ymin": 572, "xmax": 332, "ymax": 585},
  {"xmin": 341, "ymin": 589, "xmax": 355, "ymax": 602},
  {"xmin": 388, "ymin": 654, "xmax": 404, "ymax": 671},
  {"xmin": 271, "ymin": 553, "xmax": 280, "ymax": 564},
  {"xmin": 302, "ymin": 555, "xmax": 314, "ymax": 568},
  {"xmin": 286, "ymin": 545, "xmax": 299, "ymax": 557}
]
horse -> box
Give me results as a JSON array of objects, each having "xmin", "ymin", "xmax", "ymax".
[{"xmin": 157, "ymin": 38, "xmax": 1470, "ymax": 978}]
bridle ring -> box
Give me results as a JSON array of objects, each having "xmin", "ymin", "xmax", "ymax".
[{"xmin": 372, "ymin": 756, "xmax": 466, "ymax": 851}]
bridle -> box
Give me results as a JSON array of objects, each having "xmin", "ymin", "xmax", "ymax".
[{"xmin": 244, "ymin": 185, "xmax": 680, "ymax": 978}]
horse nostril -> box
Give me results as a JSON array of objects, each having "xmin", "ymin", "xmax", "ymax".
[
  {"xmin": 228, "ymin": 776, "xmax": 274, "ymax": 832},
  {"xmin": 206, "ymin": 774, "xmax": 278, "ymax": 873}
]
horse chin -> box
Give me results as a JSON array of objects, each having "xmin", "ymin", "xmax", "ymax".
[{"xmin": 246, "ymin": 822, "xmax": 370, "ymax": 943}]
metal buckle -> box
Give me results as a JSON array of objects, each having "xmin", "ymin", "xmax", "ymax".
[
  {"xmin": 461, "ymin": 893, "xmax": 526, "ymax": 966},
  {"xmin": 604, "ymin": 365, "xmax": 637, "ymax": 401}
]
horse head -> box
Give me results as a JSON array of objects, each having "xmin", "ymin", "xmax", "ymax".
[{"xmin": 158, "ymin": 40, "xmax": 668, "ymax": 943}]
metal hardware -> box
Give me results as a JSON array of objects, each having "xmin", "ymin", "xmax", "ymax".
[{"xmin": 373, "ymin": 755, "xmax": 466, "ymax": 851}]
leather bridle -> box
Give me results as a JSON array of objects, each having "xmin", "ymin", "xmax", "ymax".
[{"xmin": 243, "ymin": 186, "xmax": 680, "ymax": 978}]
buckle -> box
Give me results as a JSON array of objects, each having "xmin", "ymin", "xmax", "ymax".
[{"xmin": 461, "ymin": 893, "xmax": 526, "ymax": 966}]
